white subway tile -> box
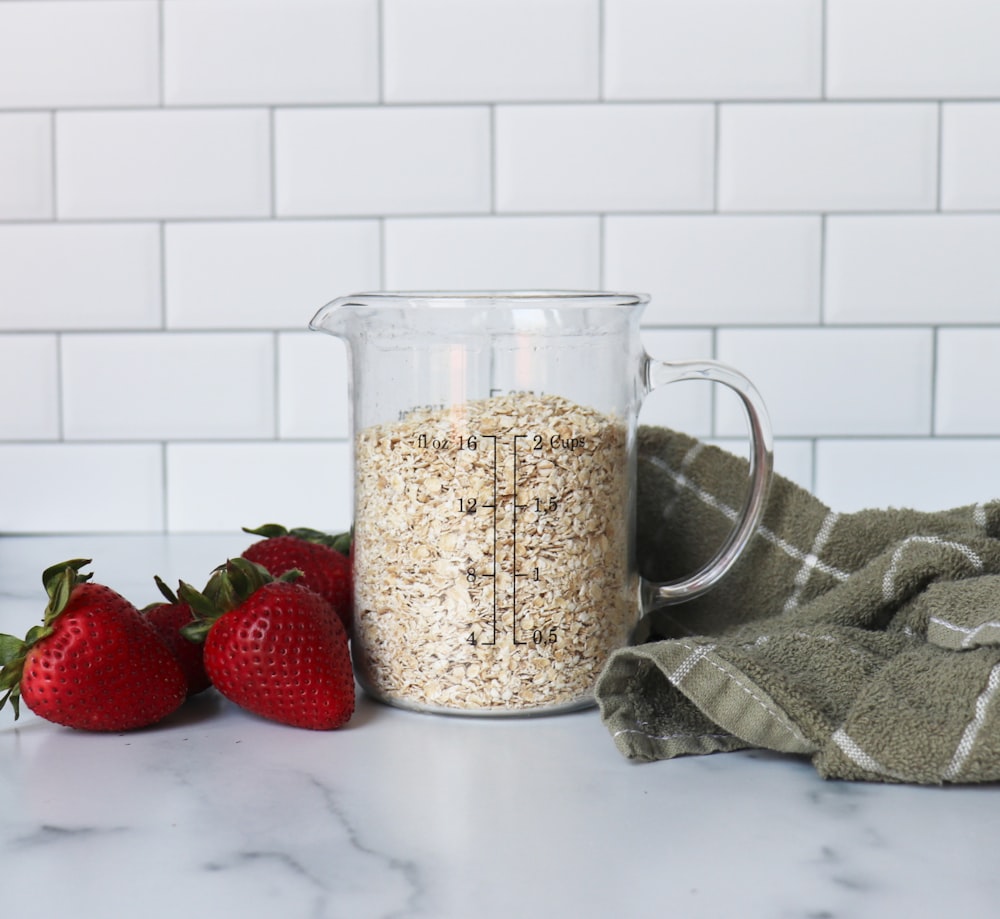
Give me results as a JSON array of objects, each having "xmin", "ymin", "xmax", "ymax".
[
  {"xmin": 0, "ymin": 1, "xmax": 158, "ymax": 108},
  {"xmin": 165, "ymin": 220, "xmax": 380, "ymax": 330},
  {"xmin": 61, "ymin": 333, "xmax": 275, "ymax": 440},
  {"xmin": 638, "ymin": 329, "xmax": 714, "ymax": 438},
  {"xmin": 275, "ymin": 107, "xmax": 491, "ymax": 217},
  {"xmin": 166, "ymin": 441, "xmax": 352, "ymax": 532},
  {"xmin": 384, "ymin": 216, "xmax": 600, "ymax": 290},
  {"xmin": 604, "ymin": 0, "xmax": 822, "ymax": 100},
  {"xmin": 0, "ymin": 113, "xmax": 52, "ymax": 220},
  {"xmin": 942, "ymin": 104, "xmax": 1000, "ymax": 211},
  {"xmin": 716, "ymin": 328, "xmax": 933, "ymax": 437},
  {"xmin": 825, "ymin": 216, "xmax": 1000, "ymax": 325},
  {"xmin": 815, "ymin": 438, "xmax": 1000, "ymax": 513},
  {"xmin": 277, "ymin": 332, "xmax": 349, "ymax": 440},
  {"xmin": 164, "ymin": 0, "xmax": 378, "ymax": 105},
  {"xmin": 936, "ymin": 329, "xmax": 1000, "ymax": 436},
  {"xmin": 828, "ymin": 0, "xmax": 1000, "ymax": 98},
  {"xmin": 0, "ymin": 335, "xmax": 59, "ymax": 440},
  {"xmin": 496, "ymin": 104, "xmax": 714, "ymax": 212},
  {"xmin": 718, "ymin": 103, "xmax": 938, "ymax": 212},
  {"xmin": 0, "ymin": 224, "xmax": 161, "ymax": 331},
  {"xmin": 56, "ymin": 109, "xmax": 271, "ymax": 220},
  {"xmin": 0, "ymin": 444, "xmax": 164, "ymax": 533},
  {"xmin": 383, "ymin": 0, "xmax": 598, "ymax": 102},
  {"xmin": 710, "ymin": 436, "xmax": 815, "ymax": 494},
  {"xmin": 605, "ymin": 216, "xmax": 821, "ymax": 324}
]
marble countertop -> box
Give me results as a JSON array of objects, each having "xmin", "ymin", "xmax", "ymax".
[{"xmin": 2, "ymin": 535, "xmax": 999, "ymax": 919}]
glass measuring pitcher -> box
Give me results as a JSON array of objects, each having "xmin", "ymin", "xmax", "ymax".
[{"xmin": 310, "ymin": 291, "xmax": 772, "ymax": 716}]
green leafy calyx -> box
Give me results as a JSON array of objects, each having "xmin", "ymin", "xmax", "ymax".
[
  {"xmin": 242, "ymin": 523, "xmax": 352, "ymax": 555},
  {"xmin": 0, "ymin": 558, "xmax": 93, "ymax": 720},
  {"xmin": 178, "ymin": 557, "xmax": 302, "ymax": 644}
]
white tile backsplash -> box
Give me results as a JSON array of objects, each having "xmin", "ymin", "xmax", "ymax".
[
  {"xmin": 0, "ymin": 112, "xmax": 52, "ymax": 220},
  {"xmin": 827, "ymin": 0, "xmax": 1000, "ymax": 99},
  {"xmin": 2, "ymin": 0, "xmax": 1000, "ymax": 533},
  {"xmin": 383, "ymin": 0, "xmax": 599, "ymax": 103},
  {"xmin": 605, "ymin": 215, "xmax": 821, "ymax": 324},
  {"xmin": 277, "ymin": 332, "xmax": 350, "ymax": 441},
  {"xmin": 604, "ymin": 0, "xmax": 823, "ymax": 100},
  {"xmin": 384, "ymin": 216, "xmax": 601, "ymax": 290},
  {"xmin": 815, "ymin": 439, "xmax": 1000, "ymax": 513},
  {"xmin": 638, "ymin": 328, "xmax": 715, "ymax": 437},
  {"xmin": 56, "ymin": 109, "xmax": 271, "ymax": 220},
  {"xmin": 711, "ymin": 436, "xmax": 815, "ymax": 493},
  {"xmin": 496, "ymin": 103, "xmax": 714, "ymax": 212},
  {"xmin": 0, "ymin": 444, "xmax": 164, "ymax": 532},
  {"xmin": 0, "ymin": 335, "xmax": 60, "ymax": 440},
  {"xmin": 825, "ymin": 216, "xmax": 1000, "ymax": 324},
  {"xmin": 165, "ymin": 220, "xmax": 381, "ymax": 329},
  {"xmin": 716, "ymin": 328, "xmax": 934, "ymax": 437},
  {"xmin": 275, "ymin": 106, "xmax": 492, "ymax": 216},
  {"xmin": 163, "ymin": 0, "xmax": 379, "ymax": 105},
  {"xmin": 0, "ymin": 1, "xmax": 159, "ymax": 109},
  {"xmin": 719, "ymin": 103, "xmax": 939, "ymax": 212},
  {"xmin": 0, "ymin": 223, "xmax": 161, "ymax": 331},
  {"xmin": 166, "ymin": 441, "xmax": 351, "ymax": 532},
  {"xmin": 935, "ymin": 329, "xmax": 1000, "ymax": 436},
  {"xmin": 941, "ymin": 103, "xmax": 1000, "ymax": 210},
  {"xmin": 61, "ymin": 333, "xmax": 275, "ymax": 440}
]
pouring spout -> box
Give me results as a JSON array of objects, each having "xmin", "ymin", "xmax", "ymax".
[
  {"xmin": 308, "ymin": 296, "xmax": 353, "ymax": 337},
  {"xmin": 309, "ymin": 294, "xmax": 371, "ymax": 340}
]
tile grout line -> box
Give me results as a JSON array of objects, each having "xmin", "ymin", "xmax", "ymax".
[
  {"xmin": 269, "ymin": 106, "xmax": 277, "ymax": 219},
  {"xmin": 820, "ymin": 0, "xmax": 828, "ymax": 100},
  {"xmin": 489, "ymin": 104, "xmax": 497, "ymax": 214},
  {"xmin": 597, "ymin": 0, "xmax": 606, "ymax": 102},
  {"xmin": 811, "ymin": 438, "xmax": 819, "ymax": 494},
  {"xmin": 930, "ymin": 326, "xmax": 940, "ymax": 436},
  {"xmin": 55, "ymin": 331, "xmax": 66, "ymax": 442},
  {"xmin": 273, "ymin": 330, "xmax": 282, "ymax": 440},
  {"xmin": 710, "ymin": 326, "xmax": 719, "ymax": 437},
  {"xmin": 712, "ymin": 102, "xmax": 721, "ymax": 212},
  {"xmin": 160, "ymin": 441, "xmax": 170, "ymax": 533},
  {"xmin": 376, "ymin": 0, "xmax": 385, "ymax": 104},
  {"xmin": 597, "ymin": 214, "xmax": 606, "ymax": 289},
  {"xmin": 158, "ymin": 221, "xmax": 168, "ymax": 329},
  {"xmin": 49, "ymin": 108, "xmax": 58, "ymax": 218},
  {"xmin": 936, "ymin": 101, "xmax": 944, "ymax": 212},
  {"xmin": 818, "ymin": 213, "xmax": 828, "ymax": 325},
  {"xmin": 378, "ymin": 217, "xmax": 387, "ymax": 288},
  {"xmin": 157, "ymin": 0, "xmax": 165, "ymax": 108}
]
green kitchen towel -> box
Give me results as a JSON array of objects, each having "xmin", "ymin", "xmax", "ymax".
[{"xmin": 596, "ymin": 427, "xmax": 1000, "ymax": 784}]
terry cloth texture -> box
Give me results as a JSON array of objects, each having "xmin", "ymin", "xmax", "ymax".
[{"xmin": 596, "ymin": 427, "xmax": 1000, "ymax": 784}]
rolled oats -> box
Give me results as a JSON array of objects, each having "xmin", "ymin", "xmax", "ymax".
[{"xmin": 353, "ymin": 392, "xmax": 636, "ymax": 714}]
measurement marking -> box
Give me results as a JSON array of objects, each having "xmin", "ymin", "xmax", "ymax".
[
  {"xmin": 512, "ymin": 434, "xmax": 529, "ymax": 646},
  {"xmin": 482, "ymin": 434, "xmax": 499, "ymax": 646}
]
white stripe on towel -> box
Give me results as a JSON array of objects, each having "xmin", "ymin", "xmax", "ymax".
[
  {"xmin": 943, "ymin": 662, "xmax": 1000, "ymax": 782},
  {"xmin": 831, "ymin": 728, "xmax": 907, "ymax": 782},
  {"xmin": 882, "ymin": 536, "xmax": 984, "ymax": 603}
]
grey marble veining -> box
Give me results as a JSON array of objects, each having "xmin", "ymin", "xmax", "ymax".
[{"xmin": 2, "ymin": 535, "xmax": 1000, "ymax": 919}]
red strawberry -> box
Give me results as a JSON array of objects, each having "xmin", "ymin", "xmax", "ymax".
[
  {"xmin": 0, "ymin": 559, "xmax": 187, "ymax": 732},
  {"xmin": 180, "ymin": 558, "xmax": 354, "ymax": 730},
  {"xmin": 143, "ymin": 576, "xmax": 212, "ymax": 696},
  {"xmin": 240, "ymin": 524, "xmax": 352, "ymax": 631}
]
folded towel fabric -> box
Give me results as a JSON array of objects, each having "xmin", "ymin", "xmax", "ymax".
[{"xmin": 596, "ymin": 427, "xmax": 1000, "ymax": 784}]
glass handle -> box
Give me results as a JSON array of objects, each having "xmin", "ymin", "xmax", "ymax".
[{"xmin": 640, "ymin": 358, "xmax": 773, "ymax": 608}]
